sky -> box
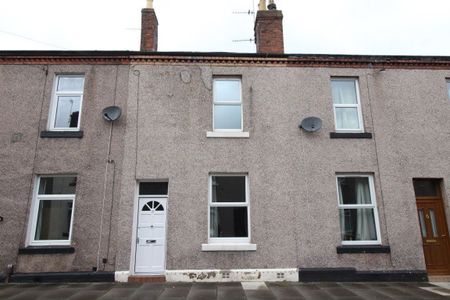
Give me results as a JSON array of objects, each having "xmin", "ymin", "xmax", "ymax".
[{"xmin": 1, "ymin": 0, "xmax": 450, "ymax": 55}]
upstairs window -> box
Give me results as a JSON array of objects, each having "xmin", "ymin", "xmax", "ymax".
[
  {"xmin": 49, "ymin": 75, "xmax": 85, "ymax": 131},
  {"xmin": 213, "ymin": 78, "xmax": 242, "ymax": 132},
  {"xmin": 29, "ymin": 176, "xmax": 77, "ymax": 246},
  {"xmin": 447, "ymin": 80, "xmax": 450, "ymax": 100},
  {"xmin": 331, "ymin": 78, "xmax": 364, "ymax": 132}
]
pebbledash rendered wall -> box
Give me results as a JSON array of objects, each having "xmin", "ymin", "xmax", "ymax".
[
  {"xmin": 1, "ymin": 54, "xmax": 450, "ymax": 279},
  {"xmin": 0, "ymin": 63, "xmax": 129, "ymax": 273},
  {"xmin": 114, "ymin": 62, "xmax": 450, "ymax": 276}
]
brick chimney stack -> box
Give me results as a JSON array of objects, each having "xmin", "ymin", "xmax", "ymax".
[
  {"xmin": 254, "ymin": 0, "xmax": 284, "ymax": 54},
  {"xmin": 140, "ymin": 0, "xmax": 158, "ymax": 51}
]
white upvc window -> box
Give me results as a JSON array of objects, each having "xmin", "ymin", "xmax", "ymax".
[
  {"xmin": 331, "ymin": 78, "xmax": 364, "ymax": 132},
  {"xmin": 208, "ymin": 174, "xmax": 250, "ymax": 244},
  {"xmin": 28, "ymin": 176, "xmax": 77, "ymax": 246},
  {"xmin": 447, "ymin": 79, "xmax": 450, "ymax": 100},
  {"xmin": 213, "ymin": 78, "xmax": 243, "ymax": 132},
  {"xmin": 336, "ymin": 174, "xmax": 381, "ymax": 245},
  {"xmin": 49, "ymin": 75, "xmax": 85, "ymax": 131}
]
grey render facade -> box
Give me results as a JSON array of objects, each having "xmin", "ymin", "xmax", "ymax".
[
  {"xmin": 0, "ymin": 52, "xmax": 449, "ymax": 282},
  {"xmin": 1, "ymin": 3, "xmax": 450, "ymax": 282}
]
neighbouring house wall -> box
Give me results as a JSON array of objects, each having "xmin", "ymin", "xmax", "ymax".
[
  {"xmin": 115, "ymin": 64, "xmax": 449, "ymax": 273},
  {"xmin": 369, "ymin": 69, "xmax": 450, "ymax": 269},
  {"xmin": 0, "ymin": 64, "xmax": 129, "ymax": 273}
]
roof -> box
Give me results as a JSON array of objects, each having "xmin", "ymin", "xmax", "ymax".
[{"xmin": 1, "ymin": 50, "xmax": 450, "ymax": 69}]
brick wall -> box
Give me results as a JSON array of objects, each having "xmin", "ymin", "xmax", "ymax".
[
  {"xmin": 254, "ymin": 10, "xmax": 284, "ymax": 54},
  {"xmin": 141, "ymin": 8, "xmax": 158, "ymax": 51}
]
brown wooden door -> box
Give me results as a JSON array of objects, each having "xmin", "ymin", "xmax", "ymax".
[{"xmin": 414, "ymin": 180, "xmax": 450, "ymax": 275}]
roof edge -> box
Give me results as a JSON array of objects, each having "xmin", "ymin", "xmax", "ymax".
[{"xmin": 1, "ymin": 50, "xmax": 450, "ymax": 69}]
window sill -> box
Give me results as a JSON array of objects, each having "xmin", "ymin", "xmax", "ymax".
[
  {"xmin": 206, "ymin": 131, "xmax": 249, "ymax": 138},
  {"xmin": 18, "ymin": 246, "xmax": 75, "ymax": 255},
  {"xmin": 40, "ymin": 131, "xmax": 84, "ymax": 138},
  {"xmin": 330, "ymin": 132, "xmax": 372, "ymax": 139},
  {"xmin": 337, "ymin": 245, "xmax": 390, "ymax": 254},
  {"xmin": 201, "ymin": 243, "xmax": 257, "ymax": 252}
]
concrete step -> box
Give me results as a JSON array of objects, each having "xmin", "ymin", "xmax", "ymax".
[
  {"xmin": 128, "ymin": 275, "xmax": 166, "ymax": 283},
  {"xmin": 429, "ymin": 275, "xmax": 450, "ymax": 282}
]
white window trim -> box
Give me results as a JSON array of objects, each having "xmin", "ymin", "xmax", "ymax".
[
  {"xmin": 331, "ymin": 78, "xmax": 364, "ymax": 133},
  {"xmin": 206, "ymin": 174, "xmax": 253, "ymax": 247},
  {"xmin": 27, "ymin": 176, "xmax": 76, "ymax": 246},
  {"xmin": 446, "ymin": 79, "xmax": 450, "ymax": 100},
  {"xmin": 212, "ymin": 78, "xmax": 243, "ymax": 132},
  {"xmin": 336, "ymin": 174, "xmax": 381, "ymax": 245},
  {"xmin": 48, "ymin": 74, "xmax": 85, "ymax": 132},
  {"xmin": 206, "ymin": 131, "xmax": 249, "ymax": 138}
]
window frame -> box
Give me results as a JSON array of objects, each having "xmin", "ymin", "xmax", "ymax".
[
  {"xmin": 27, "ymin": 175, "xmax": 77, "ymax": 246},
  {"xmin": 331, "ymin": 77, "xmax": 364, "ymax": 133},
  {"xmin": 48, "ymin": 74, "xmax": 85, "ymax": 132},
  {"xmin": 446, "ymin": 79, "xmax": 450, "ymax": 100},
  {"xmin": 336, "ymin": 174, "xmax": 381, "ymax": 245},
  {"xmin": 212, "ymin": 77, "xmax": 243, "ymax": 132},
  {"xmin": 207, "ymin": 174, "xmax": 250, "ymax": 244}
]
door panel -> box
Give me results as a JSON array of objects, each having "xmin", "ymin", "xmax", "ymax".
[
  {"xmin": 415, "ymin": 180, "xmax": 450, "ymax": 275},
  {"xmin": 135, "ymin": 198, "xmax": 167, "ymax": 274}
]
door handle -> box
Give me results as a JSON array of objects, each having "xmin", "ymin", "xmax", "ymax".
[{"xmin": 146, "ymin": 240, "xmax": 156, "ymax": 244}]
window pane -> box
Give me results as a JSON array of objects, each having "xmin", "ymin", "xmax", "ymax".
[
  {"xmin": 39, "ymin": 177, "xmax": 77, "ymax": 195},
  {"xmin": 418, "ymin": 209, "xmax": 427, "ymax": 238},
  {"xmin": 214, "ymin": 105, "xmax": 241, "ymax": 130},
  {"xmin": 413, "ymin": 180, "xmax": 438, "ymax": 197},
  {"xmin": 447, "ymin": 81, "xmax": 450, "ymax": 100},
  {"xmin": 57, "ymin": 76, "xmax": 84, "ymax": 92},
  {"xmin": 35, "ymin": 200, "xmax": 73, "ymax": 240},
  {"xmin": 332, "ymin": 80, "xmax": 358, "ymax": 104},
  {"xmin": 214, "ymin": 80, "xmax": 241, "ymax": 102},
  {"xmin": 335, "ymin": 107, "xmax": 360, "ymax": 129},
  {"xmin": 54, "ymin": 96, "xmax": 81, "ymax": 128},
  {"xmin": 139, "ymin": 182, "xmax": 168, "ymax": 195},
  {"xmin": 338, "ymin": 177, "xmax": 371, "ymax": 205},
  {"xmin": 212, "ymin": 176, "xmax": 246, "ymax": 202},
  {"xmin": 429, "ymin": 209, "xmax": 439, "ymax": 238},
  {"xmin": 339, "ymin": 208, "xmax": 377, "ymax": 241},
  {"xmin": 210, "ymin": 207, "xmax": 248, "ymax": 238}
]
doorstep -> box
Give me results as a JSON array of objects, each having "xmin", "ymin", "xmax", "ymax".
[
  {"xmin": 128, "ymin": 275, "xmax": 166, "ymax": 283},
  {"xmin": 429, "ymin": 275, "xmax": 450, "ymax": 282}
]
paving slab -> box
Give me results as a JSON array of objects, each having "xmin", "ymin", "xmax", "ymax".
[{"xmin": 0, "ymin": 281, "xmax": 448, "ymax": 299}]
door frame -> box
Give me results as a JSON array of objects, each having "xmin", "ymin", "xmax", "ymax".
[
  {"xmin": 414, "ymin": 179, "xmax": 450, "ymax": 275},
  {"xmin": 130, "ymin": 182, "xmax": 168, "ymax": 275}
]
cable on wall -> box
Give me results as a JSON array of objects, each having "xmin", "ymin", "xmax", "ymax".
[
  {"xmin": 366, "ymin": 70, "xmax": 393, "ymax": 267},
  {"xmin": 96, "ymin": 66, "xmax": 120, "ymax": 271},
  {"xmin": 18, "ymin": 65, "xmax": 48, "ymax": 264},
  {"xmin": 105, "ymin": 65, "xmax": 120, "ymax": 268}
]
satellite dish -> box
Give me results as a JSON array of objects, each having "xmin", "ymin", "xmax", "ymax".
[
  {"xmin": 102, "ymin": 106, "xmax": 122, "ymax": 122},
  {"xmin": 300, "ymin": 117, "xmax": 322, "ymax": 132}
]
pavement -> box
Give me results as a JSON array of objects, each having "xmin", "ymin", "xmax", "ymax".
[{"xmin": 0, "ymin": 281, "xmax": 450, "ymax": 299}]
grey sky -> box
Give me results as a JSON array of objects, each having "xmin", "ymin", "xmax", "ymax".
[{"xmin": 1, "ymin": 0, "xmax": 450, "ymax": 55}]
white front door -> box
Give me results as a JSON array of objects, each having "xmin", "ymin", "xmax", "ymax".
[{"xmin": 135, "ymin": 197, "xmax": 167, "ymax": 274}]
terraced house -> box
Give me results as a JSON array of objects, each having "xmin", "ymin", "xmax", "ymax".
[{"xmin": 1, "ymin": 0, "xmax": 450, "ymax": 283}]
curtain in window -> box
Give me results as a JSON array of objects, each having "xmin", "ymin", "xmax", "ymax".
[
  {"xmin": 339, "ymin": 187, "xmax": 346, "ymax": 240},
  {"xmin": 355, "ymin": 181, "xmax": 375, "ymax": 240},
  {"xmin": 332, "ymin": 81, "xmax": 357, "ymax": 104},
  {"xmin": 210, "ymin": 181, "xmax": 218, "ymax": 237}
]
